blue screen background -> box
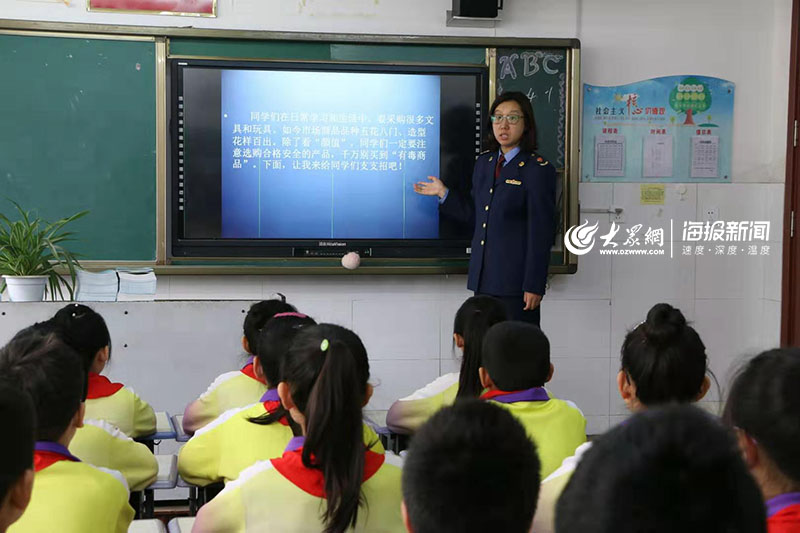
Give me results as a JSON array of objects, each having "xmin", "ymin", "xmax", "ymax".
[{"xmin": 221, "ymin": 70, "xmax": 441, "ymax": 239}]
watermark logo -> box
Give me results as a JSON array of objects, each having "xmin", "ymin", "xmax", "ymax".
[
  {"xmin": 564, "ymin": 219, "xmax": 771, "ymax": 258},
  {"xmin": 564, "ymin": 220, "xmax": 600, "ymax": 255}
]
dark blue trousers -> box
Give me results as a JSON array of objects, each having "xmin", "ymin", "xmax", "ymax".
[{"xmin": 476, "ymin": 292, "xmax": 541, "ymax": 327}]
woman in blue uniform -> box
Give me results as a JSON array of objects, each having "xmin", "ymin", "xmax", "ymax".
[{"xmin": 415, "ymin": 91, "xmax": 557, "ymax": 325}]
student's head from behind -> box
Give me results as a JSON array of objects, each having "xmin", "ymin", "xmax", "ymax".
[
  {"xmin": 453, "ymin": 295, "xmax": 508, "ymax": 398},
  {"xmin": 0, "ymin": 331, "xmax": 86, "ymax": 445},
  {"xmin": 479, "ymin": 321, "xmax": 552, "ymax": 392},
  {"xmin": 724, "ymin": 348, "xmax": 800, "ymax": 497},
  {"xmin": 555, "ymin": 405, "xmax": 766, "ymax": 533},
  {"xmin": 254, "ymin": 312, "xmax": 317, "ymax": 388},
  {"xmin": 277, "ymin": 323, "xmax": 373, "ymax": 533},
  {"xmin": 242, "ymin": 296, "xmax": 296, "ymax": 355},
  {"xmin": 52, "ymin": 303, "xmax": 111, "ymax": 374},
  {"xmin": 402, "ymin": 400, "xmax": 540, "ymax": 533},
  {"xmin": 0, "ymin": 381, "xmax": 35, "ymax": 533},
  {"xmin": 248, "ymin": 312, "xmax": 317, "ymax": 429},
  {"xmin": 618, "ymin": 303, "xmax": 710, "ymax": 411}
]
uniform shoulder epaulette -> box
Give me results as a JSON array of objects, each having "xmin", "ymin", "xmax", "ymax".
[
  {"xmin": 532, "ymin": 153, "xmax": 550, "ymax": 166},
  {"xmin": 479, "ymin": 149, "xmax": 492, "ymax": 155}
]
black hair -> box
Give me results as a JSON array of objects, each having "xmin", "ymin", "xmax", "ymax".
[
  {"xmin": 0, "ymin": 380, "xmax": 35, "ymax": 504},
  {"xmin": 249, "ymin": 312, "xmax": 316, "ymax": 427},
  {"xmin": 0, "ymin": 330, "xmax": 86, "ymax": 442},
  {"xmin": 52, "ymin": 303, "xmax": 111, "ymax": 372},
  {"xmin": 556, "ymin": 405, "xmax": 766, "ymax": 533},
  {"xmin": 282, "ymin": 324, "xmax": 374, "ymax": 533},
  {"xmin": 723, "ymin": 348, "xmax": 800, "ymax": 487},
  {"xmin": 402, "ymin": 399, "xmax": 540, "ymax": 533},
  {"xmin": 485, "ymin": 91, "xmax": 537, "ymax": 153},
  {"xmin": 242, "ymin": 297, "xmax": 296, "ymax": 355},
  {"xmin": 481, "ymin": 321, "xmax": 550, "ymax": 390},
  {"xmin": 620, "ymin": 303, "xmax": 708, "ymax": 405},
  {"xmin": 454, "ymin": 296, "xmax": 508, "ymax": 398}
]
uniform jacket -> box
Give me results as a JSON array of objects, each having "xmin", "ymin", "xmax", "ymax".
[
  {"xmin": 192, "ymin": 438, "xmax": 403, "ymax": 533},
  {"xmin": 441, "ymin": 150, "xmax": 557, "ymax": 296}
]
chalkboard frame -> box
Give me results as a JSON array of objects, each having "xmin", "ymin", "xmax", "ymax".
[{"xmin": 0, "ymin": 19, "xmax": 580, "ymax": 275}]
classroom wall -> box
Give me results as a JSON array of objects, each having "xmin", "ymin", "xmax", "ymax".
[{"xmin": 0, "ymin": 0, "xmax": 791, "ymax": 434}]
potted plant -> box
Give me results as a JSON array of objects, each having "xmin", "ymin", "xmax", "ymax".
[{"xmin": 0, "ymin": 202, "xmax": 88, "ymax": 302}]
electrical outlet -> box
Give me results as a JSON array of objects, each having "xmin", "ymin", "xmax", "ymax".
[
  {"xmin": 705, "ymin": 206, "xmax": 719, "ymax": 222},
  {"xmin": 611, "ymin": 208, "xmax": 625, "ymax": 223}
]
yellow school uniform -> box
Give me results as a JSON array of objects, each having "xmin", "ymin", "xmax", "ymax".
[
  {"xmin": 192, "ymin": 437, "xmax": 404, "ymax": 533},
  {"xmin": 385, "ymin": 372, "xmax": 459, "ymax": 434},
  {"xmin": 70, "ymin": 418, "xmax": 159, "ymax": 491},
  {"xmin": 9, "ymin": 442, "xmax": 134, "ymax": 533},
  {"xmin": 531, "ymin": 441, "xmax": 593, "ymax": 533},
  {"xmin": 179, "ymin": 390, "xmax": 385, "ymax": 486},
  {"xmin": 184, "ymin": 359, "xmax": 267, "ymax": 433},
  {"xmin": 85, "ymin": 373, "xmax": 156, "ymax": 438},
  {"xmin": 481, "ymin": 387, "xmax": 586, "ymax": 478}
]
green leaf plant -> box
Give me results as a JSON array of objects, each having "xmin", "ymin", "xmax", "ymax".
[{"xmin": 0, "ymin": 202, "xmax": 88, "ymax": 301}]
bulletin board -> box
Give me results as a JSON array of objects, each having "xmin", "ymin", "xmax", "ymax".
[{"xmin": 582, "ymin": 75, "xmax": 735, "ymax": 183}]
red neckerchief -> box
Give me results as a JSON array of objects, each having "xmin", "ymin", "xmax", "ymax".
[
  {"xmin": 86, "ymin": 372, "xmax": 124, "ymax": 400},
  {"xmin": 241, "ymin": 357, "xmax": 267, "ymax": 385},
  {"xmin": 480, "ymin": 387, "xmax": 550, "ymax": 404},
  {"xmin": 260, "ymin": 389, "xmax": 289, "ymax": 426},
  {"xmin": 270, "ymin": 441, "xmax": 385, "ymax": 498},
  {"xmin": 34, "ymin": 442, "xmax": 80, "ymax": 472}
]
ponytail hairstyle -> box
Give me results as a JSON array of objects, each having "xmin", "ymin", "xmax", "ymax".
[
  {"xmin": 243, "ymin": 296, "xmax": 296, "ymax": 355},
  {"xmin": 249, "ymin": 312, "xmax": 316, "ymax": 426},
  {"xmin": 723, "ymin": 348, "xmax": 800, "ymax": 488},
  {"xmin": 52, "ymin": 304, "xmax": 111, "ymax": 372},
  {"xmin": 620, "ymin": 303, "xmax": 708, "ymax": 406},
  {"xmin": 282, "ymin": 324, "xmax": 373, "ymax": 533},
  {"xmin": 455, "ymin": 296, "xmax": 508, "ymax": 399}
]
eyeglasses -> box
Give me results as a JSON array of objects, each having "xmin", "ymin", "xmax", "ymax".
[{"xmin": 490, "ymin": 114, "xmax": 523, "ymax": 125}]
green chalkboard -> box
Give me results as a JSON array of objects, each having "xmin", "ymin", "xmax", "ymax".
[
  {"xmin": 0, "ymin": 33, "xmax": 156, "ymax": 261},
  {"xmin": 495, "ymin": 48, "xmax": 568, "ymax": 168},
  {"xmin": 169, "ymin": 38, "xmax": 487, "ymax": 65}
]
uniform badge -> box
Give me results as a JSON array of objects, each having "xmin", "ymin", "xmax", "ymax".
[
  {"xmin": 518, "ymin": 161, "xmax": 525, "ymax": 167},
  {"xmin": 536, "ymin": 156, "xmax": 549, "ymax": 166},
  {"xmin": 489, "ymin": 156, "xmax": 494, "ymax": 162},
  {"xmin": 505, "ymin": 179, "xmax": 522, "ymax": 186}
]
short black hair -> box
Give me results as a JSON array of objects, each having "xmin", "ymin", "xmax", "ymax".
[
  {"xmin": 0, "ymin": 380, "xmax": 35, "ymax": 504},
  {"xmin": 556, "ymin": 405, "xmax": 766, "ymax": 533},
  {"xmin": 0, "ymin": 330, "xmax": 85, "ymax": 443},
  {"xmin": 724, "ymin": 348, "xmax": 800, "ymax": 486},
  {"xmin": 243, "ymin": 298, "xmax": 296, "ymax": 354},
  {"xmin": 402, "ymin": 400, "xmax": 541, "ymax": 533},
  {"xmin": 621, "ymin": 303, "xmax": 707, "ymax": 405},
  {"xmin": 481, "ymin": 321, "xmax": 550, "ymax": 390}
]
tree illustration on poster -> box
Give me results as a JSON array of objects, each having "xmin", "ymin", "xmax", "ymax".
[
  {"xmin": 669, "ymin": 77, "xmax": 712, "ymax": 126},
  {"xmin": 495, "ymin": 48, "xmax": 567, "ymax": 168}
]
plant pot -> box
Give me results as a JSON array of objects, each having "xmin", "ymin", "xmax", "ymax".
[{"xmin": 3, "ymin": 275, "xmax": 48, "ymax": 302}]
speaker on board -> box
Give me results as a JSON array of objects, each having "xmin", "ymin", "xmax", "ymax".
[{"xmin": 452, "ymin": 0, "xmax": 499, "ymax": 18}]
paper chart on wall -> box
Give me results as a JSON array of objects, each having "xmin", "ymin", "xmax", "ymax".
[
  {"xmin": 690, "ymin": 136, "xmax": 719, "ymax": 178},
  {"xmin": 643, "ymin": 135, "xmax": 673, "ymax": 178},
  {"xmin": 582, "ymin": 75, "xmax": 734, "ymax": 183},
  {"xmin": 594, "ymin": 134, "xmax": 625, "ymax": 177}
]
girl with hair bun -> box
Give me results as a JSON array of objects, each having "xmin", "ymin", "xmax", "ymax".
[
  {"xmin": 533, "ymin": 302, "xmax": 713, "ymax": 533},
  {"xmin": 52, "ymin": 304, "xmax": 156, "ymax": 438},
  {"xmin": 194, "ymin": 324, "xmax": 404, "ymax": 533},
  {"xmin": 724, "ymin": 348, "xmax": 800, "ymax": 533}
]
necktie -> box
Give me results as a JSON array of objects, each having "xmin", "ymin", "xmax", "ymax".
[{"xmin": 494, "ymin": 153, "xmax": 505, "ymax": 180}]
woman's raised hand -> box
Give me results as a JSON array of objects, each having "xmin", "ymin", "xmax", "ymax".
[{"xmin": 414, "ymin": 176, "xmax": 448, "ymax": 199}]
